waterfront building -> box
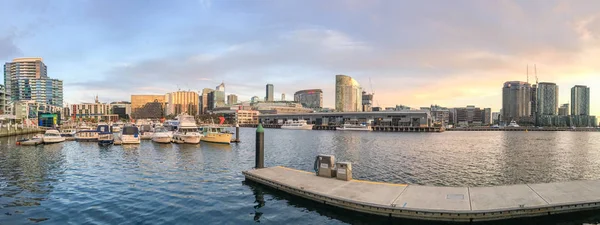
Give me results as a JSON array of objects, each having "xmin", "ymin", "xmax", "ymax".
[
  {"xmin": 454, "ymin": 105, "xmax": 485, "ymax": 127},
  {"xmin": 571, "ymin": 85, "xmax": 590, "ymax": 116},
  {"xmin": 421, "ymin": 105, "xmax": 449, "ymax": 126},
  {"xmin": 0, "ymin": 84, "xmax": 9, "ymax": 114},
  {"xmin": 361, "ymin": 91, "xmax": 373, "ymax": 112},
  {"xmin": 131, "ymin": 95, "xmax": 165, "ymax": 119},
  {"xmin": 211, "ymin": 107, "xmax": 259, "ymax": 124},
  {"xmin": 558, "ymin": 103, "xmax": 569, "ymax": 116},
  {"xmin": 227, "ymin": 94, "xmax": 238, "ymax": 106},
  {"xmin": 259, "ymin": 111, "xmax": 432, "ymax": 127},
  {"xmin": 166, "ymin": 91, "xmax": 199, "ymax": 116},
  {"xmin": 502, "ymin": 81, "xmax": 531, "ymax": 124},
  {"xmin": 265, "ymin": 84, "xmax": 274, "ymax": 102},
  {"xmin": 492, "ymin": 112, "xmax": 501, "ymax": 125},
  {"xmin": 13, "ymin": 100, "xmax": 62, "ymax": 124},
  {"xmin": 483, "ymin": 108, "xmax": 492, "ymax": 125},
  {"xmin": 395, "ymin": 105, "xmax": 412, "ymax": 111},
  {"xmin": 537, "ymin": 82, "xmax": 559, "ymax": 116},
  {"xmin": 335, "ymin": 75, "xmax": 362, "ymax": 112},
  {"xmin": 253, "ymin": 102, "xmax": 313, "ymax": 114},
  {"xmin": 530, "ymin": 84, "xmax": 537, "ymax": 124},
  {"xmin": 294, "ymin": 89, "xmax": 323, "ymax": 109},
  {"xmin": 110, "ymin": 101, "xmax": 131, "ymax": 120},
  {"xmin": 4, "ymin": 57, "xmax": 63, "ymax": 107},
  {"xmin": 71, "ymin": 100, "xmax": 119, "ymax": 122}
]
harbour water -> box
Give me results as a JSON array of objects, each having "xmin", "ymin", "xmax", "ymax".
[{"xmin": 1, "ymin": 129, "xmax": 600, "ymax": 224}]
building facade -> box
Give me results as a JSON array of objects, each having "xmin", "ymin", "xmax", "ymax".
[
  {"xmin": 227, "ymin": 94, "xmax": 238, "ymax": 106},
  {"xmin": 558, "ymin": 103, "xmax": 569, "ymax": 116},
  {"xmin": 131, "ymin": 95, "xmax": 165, "ymax": 119},
  {"xmin": 571, "ymin": 85, "xmax": 590, "ymax": 116},
  {"xmin": 0, "ymin": 84, "xmax": 9, "ymax": 114},
  {"xmin": 362, "ymin": 91, "xmax": 373, "ymax": 112},
  {"xmin": 335, "ymin": 75, "xmax": 362, "ymax": 112},
  {"xmin": 537, "ymin": 82, "xmax": 559, "ymax": 116},
  {"xmin": 199, "ymin": 88, "xmax": 213, "ymax": 114},
  {"xmin": 259, "ymin": 111, "xmax": 432, "ymax": 127},
  {"xmin": 71, "ymin": 103, "xmax": 119, "ymax": 122},
  {"xmin": 294, "ymin": 89, "xmax": 323, "ymax": 109},
  {"xmin": 265, "ymin": 84, "xmax": 274, "ymax": 102},
  {"xmin": 502, "ymin": 81, "xmax": 531, "ymax": 123},
  {"xmin": 166, "ymin": 91, "xmax": 199, "ymax": 116},
  {"xmin": 454, "ymin": 105, "xmax": 484, "ymax": 126},
  {"xmin": 4, "ymin": 58, "xmax": 63, "ymax": 107}
]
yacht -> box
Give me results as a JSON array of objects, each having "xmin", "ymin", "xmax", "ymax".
[
  {"xmin": 120, "ymin": 126, "xmax": 140, "ymax": 144},
  {"xmin": 111, "ymin": 124, "xmax": 121, "ymax": 133},
  {"xmin": 152, "ymin": 127, "xmax": 172, "ymax": 144},
  {"xmin": 75, "ymin": 130, "xmax": 99, "ymax": 141},
  {"xmin": 507, "ymin": 120, "xmax": 520, "ymax": 128},
  {"xmin": 97, "ymin": 124, "xmax": 114, "ymax": 146},
  {"xmin": 337, "ymin": 123, "xmax": 372, "ymax": 131},
  {"xmin": 60, "ymin": 128, "xmax": 77, "ymax": 137},
  {"xmin": 281, "ymin": 120, "xmax": 314, "ymax": 130},
  {"xmin": 43, "ymin": 130, "xmax": 66, "ymax": 144},
  {"xmin": 172, "ymin": 115, "xmax": 202, "ymax": 144},
  {"xmin": 201, "ymin": 126, "xmax": 232, "ymax": 144},
  {"xmin": 139, "ymin": 124, "xmax": 154, "ymax": 140}
]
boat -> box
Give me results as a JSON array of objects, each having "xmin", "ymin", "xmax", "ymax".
[
  {"xmin": 97, "ymin": 124, "xmax": 114, "ymax": 146},
  {"xmin": 507, "ymin": 121, "xmax": 520, "ymax": 128},
  {"xmin": 75, "ymin": 130, "xmax": 99, "ymax": 142},
  {"xmin": 60, "ymin": 128, "xmax": 77, "ymax": 137},
  {"xmin": 337, "ymin": 123, "xmax": 372, "ymax": 131},
  {"xmin": 152, "ymin": 127, "xmax": 172, "ymax": 144},
  {"xmin": 139, "ymin": 124, "xmax": 154, "ymax": 140},
  {"xmin": 111, "ymin": 124, "xmax": 121, "ymax": 133},
  {"xmin": 281, "ymin": 120, "xmax": 314, "ymax": 130},
  {"xmin": 120, "ymin": 126, "xmax": 140, "ymax": 144},
  {"xmin": 42, "ymin": 130, "xmax": 66, "ymax": 144},
  {"xmin": 172, "ymin": 115, "xmax": 202, "ymax": 144},
  {"xmin": 77, "ymin": 123, "xmax": 93, "ymax": 131},
  {"xmin": 201, "ymin": 126, "xmax": 232, "ymax": 144},
  {"xmin": 18, "ymin": 134, "xmax": 44, "ymax": 146}
]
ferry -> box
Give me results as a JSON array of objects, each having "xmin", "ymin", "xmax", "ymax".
[
  {"xmin": 281, "ymin": 120, "xmax": 314, "ymax": 130},
  {"xmin": 201, "ymin": 126, "xmax": 232, "ymax": 144},
  {"xmin": 43, "ymin": 130, "xmax": 66, "ymax": 144},
  {"xmin": 337, "ymin": 123, "xmax": 372, "ymax": 131},
  {"xmin": 172, "ymin": 115, "xmax": 202, "ymax": 144},
  {"xmin": 120, "ymin": 126, "xmax": 140, "ymax": 144}
]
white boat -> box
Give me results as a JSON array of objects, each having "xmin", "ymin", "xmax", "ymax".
[
  {"xmin": 507, "ymin": 121, "xmax": 520, "ymax": 127},
  {"xmin": 337, "ymin": 123, "xmax": 372, "ymax": 131},
  {"xmin": 172, "ymin": 115, "xmax": 202, "ymax": 144},
  {"xmin": 152, "ymin": 127, "xmax": 172, "ymax": 144},
  {"xmin": 111, "ymin": 124, "xmax": 121, "ymax": 133},
  {"xmin": 139, "ymin": 124, "xmax": 154, "ymax": 140},
  {"xmin": 75, "ymin": 130, "xmax": 99, "ymax": 142},
  {"xmin": 43, "ymin": 130, "xmax": 66, "ymax": 143},
  {"xmin": 60, "ymin": 128, "xmax": 77, "ymax": 137},
  {"xmin": 281, "ymin": 120, "xmax": 314, "ymax": 130},
  {"xmin": 120, "ymin": 126, "xmax": 140, "ymax": 144}
]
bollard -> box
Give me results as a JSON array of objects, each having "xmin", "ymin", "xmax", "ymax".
[
  {"xmin": 255, "ymin": 123, "xmax": 264, "ymax": 169},
  {"xmin": 235, "ymin": 123, "xmax": 240, "ymax": 142}
]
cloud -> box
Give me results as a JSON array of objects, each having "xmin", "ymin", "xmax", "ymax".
[{"xmin": 0, "ymin": 32, "xmax": 22, "ymax": 60}]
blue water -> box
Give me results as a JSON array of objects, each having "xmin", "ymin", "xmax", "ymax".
[{"xmin": 1, "ymin": 129, "xmax": 600, "ymax": 224}]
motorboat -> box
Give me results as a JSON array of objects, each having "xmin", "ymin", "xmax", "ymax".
[
  {"xmin": 172, "ymin": 115, "xmax": 202, "ymax": 144},
  {"xmin": 281, "ymin": 120, "xmax": 314, "ymax": 130},
  {"xmin": 97, "ymin": 124, "xmax": 114, "ymax": 146},
  {"xmin": 111, "ymin": 124, "xmax": 121, "ymax": 133},
  {"xmin": 75, "ymin": 130, "xmax": 99, "ymax": 141},
  {"xmin": 60, "ymin": 128, "xmax": 77, "ymax": 137},
  {"xmin": 42, "ymin": 130, "xmax": 66, "ymax": 144},
  {"xmin": 152, "ymin": 127, "xmax": 172, "ymax": 144},
  {"xmin": 77, "ymin": 123, "xmax": 93, "ymax": 131},
  {"xmin": 139, "ymin": 124, "xmax": 154, "ymax": 140},
  {"xmin": 507, "ymin": 121, "xmax": 520, "ymax": 128},
  {"xmin": 120, "ymin": 126, "xmax": 140, "ymax": 144},
  {"xmin": 337, "ymin": 123, "xmax": 372, "ymax": 131},
  {"xmin": 201, "ymin": 126, "xmax": 232, "ymax": 144}
]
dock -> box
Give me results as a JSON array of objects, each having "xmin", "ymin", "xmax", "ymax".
[
  {"xmin": 244, "ymin": 166, "xmax": 600, "ymax": 222},
  {"xmin": 113, "ymin": 133, "xmax": 122, "ymax": 145}
]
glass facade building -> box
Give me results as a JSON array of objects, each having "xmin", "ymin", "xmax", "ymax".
[
  {"xmin": 335, "ymin": 75, "xmax": 362, "ymax": 112},
  {"xmin": 536, "ymin": 82, "xmax": 559, "ymax": 116},
  {"xmin": 294, "ymin": 89, "xmax": 323, "ymax": 109},
  {"xmin": 4, "ymin": 58, "xmax": 62, "ymax": 107},
  {"xmin": 571, "ymin": 85, "xmax": 590, "ymax": 116},
  {"xmin": 265, "ymin": 84, "xmax": 274, "ymax": 102},
  {"xmin": 502, "ymin": 81, "xmax": 531, "ymax": 123}
]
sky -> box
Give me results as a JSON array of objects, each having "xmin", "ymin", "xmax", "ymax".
[{"xmin": 1, "ymin": 0, "xmax": 599, "ymax": 115}]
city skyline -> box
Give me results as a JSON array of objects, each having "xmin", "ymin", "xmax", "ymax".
[{"xmin": 1, "ymin": 0, "xmax": 599, "ymax": 115}]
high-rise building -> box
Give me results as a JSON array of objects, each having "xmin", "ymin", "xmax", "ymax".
[
  {"xmin": 4, "ymin": 57, "xmax": 63, "ymax": 107},
  {"xmin": 212, "ymin": 83, "xmax": 226, "ymax": 109},
  {"xmin": 361, "ymin": 91, "xmax": 374, "ymax": 112},
  {"xmin": 454, "ymin": 105, "xmax": 485, "ymax": 126},
  {"xmin": 131, "ymin": 95, "xmax": 165, "ymax": 119},
  {"xmin": 166, "ymin": 91, "xmax": 199, "ymax": 116},
  {"xmin": 530, "ymin": 84, "xmax": 537, "ymax": 123},
  {"xmin": 199, "ymin": 88, "xmax": 213, "ymax": 114},
  {"xmin": 227, "ymin": 94, "xmax": 238, "ymax": 105},
  {"xmin": 571, "ymin": 85, "xmax": 590, "ymax": 116},
  {"xmin": 265, "ymin": 84, "xmax": 274, "ymax": 102},
  {"xmin": 335, "ymin": 75, "xmax": 362, "ymax": 112},
  {"xmin": 537, "ymin": 82, "xmax": 559, "ymax": 116},
  {"xmin": 483, "ymin": 108, "xmax": 492, "ymax": 125},
  {"xmin": 281, "ymin": 93, "xmax": 285, "ymax": 101},
  {"xmin": 502, "ymin": 81, "xmax": 531, "ymax": 123},
  {"xmin": 0, "ymin": 84, "xmax": 10, "ymax": 114},
  {"xmin": 294, "ymin": 89, "xmax": 323, "ymax": 109},
  {"xmin": 558, "ymin": 103, "xmax": 569, "ymax": 116},
  {"xmin": 492, "ymin": 112, "xmax": 501, "ymax": 125}
]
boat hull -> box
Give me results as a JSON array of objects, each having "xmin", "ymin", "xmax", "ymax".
[
  {"xmin": 281, "ymin": 125, "xmax": 314, "ymax": 130},
  {"xmin": 201, "ymin": 133, "xmax": 232, "ymax": 144},
  {"xmin": 152, "ymin": 136, "xmax": 172, "ymax": 144},
  {"xmin": 336, "ymin": 127, "xmax": 372, "ymax": 131},
  {"xmin": 75, "ymin": 137, "xmax": 98, "ymax": 142},
  {"xmin": 43, "ymin": 137, "xmax": 66, "ymax": 143},
  {"xmin": 172, "ymin": 134, "xmax": 201, "ymax": 144}
]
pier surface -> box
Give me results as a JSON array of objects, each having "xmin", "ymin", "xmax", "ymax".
[{"xmin": 243, "ymin": 166, "xmax": 600, "ymax": 222}]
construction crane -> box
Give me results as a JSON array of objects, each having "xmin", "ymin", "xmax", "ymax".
[{"xmin": 369, "ymin": 77, "xmax": 380, "ymax": 107}]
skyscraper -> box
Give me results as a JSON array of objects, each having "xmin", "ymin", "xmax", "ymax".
[
  {"xmin": 558, "ymin": 103, "xmax": 569, "ymax": 116},
  {"xmin": 4, "ymin": 57, "xmax": 63, "ymax": 107},
  {"xmin": 199, "ymin": 88, "xmax": 213, "ymax": 114},
  {"xmin": 265, "ymin": 84, "xmax": 274, "ymax": 102},
  {"xmin": 213, "ymin": 83, "xmax": 226, "ymax": 108},
  {"xmin": 294, "ymin": 89, "xmax": 323, "ymax": 109},
  {"xmin": 571, "ymin": 85, "xmax": 590, "ymax": 116},
  {"xmin": 227, "ymin": 94, "xmax": 238, "ymax": 105},
  {"xmin": 335, "ymin": 75, "xmax": 362, "ymax": 112},
  {"xmin": 537, "ymin": 82, "xmax": 559, "ymax": 116},
  {"xmin": 502, "ymin": 81, "xmax": 531, "ymax": 123},
  {"xmin": 166, "ymin": 91, "xmax": 199, "ymax": 116}
]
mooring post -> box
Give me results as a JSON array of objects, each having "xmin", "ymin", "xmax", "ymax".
[
  {"xmin": 235, "ymin": 123, "xmax": 240, "ymax": 142},
  {"xmin": 255, "ymin": 123, "xmax": 264, "ymax": 169}
]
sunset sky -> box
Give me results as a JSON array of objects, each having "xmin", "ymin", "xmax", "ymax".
[{"xmin": 1, "ymin": 0, "xmax": 599, "ymax": 115}]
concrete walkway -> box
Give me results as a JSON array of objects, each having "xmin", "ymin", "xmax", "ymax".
[{"xmin": 243, "ymin": 166, "xmax": 600, "ymax": 222}]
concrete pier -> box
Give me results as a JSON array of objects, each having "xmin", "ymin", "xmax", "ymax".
[{"xmin": 243, "ymin": 166, "xmax": 600, "ymax": 222}]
